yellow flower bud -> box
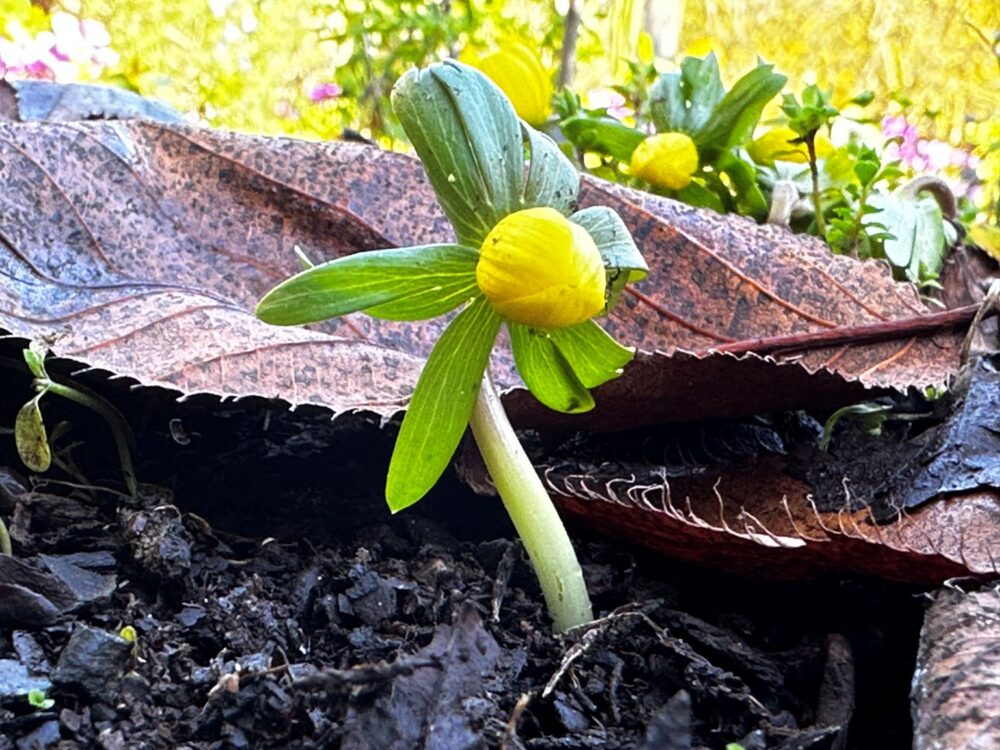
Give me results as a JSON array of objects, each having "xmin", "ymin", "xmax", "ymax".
[
  {"xmin": 477, "ymin": 207, "xmax": 606, "ymax": 329},
  {"xmin": 747, "ymin": 126, "xmax": 835, "ymax": 165},
  {"xmin": 630, "ymin": 132, "xmax": 699, "ymax": 191},
  {"xmin": 462, "ymin": 41, "xmax": 553, "ymax": 126}
]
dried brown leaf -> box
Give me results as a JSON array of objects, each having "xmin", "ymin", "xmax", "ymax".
[
  {"xmin": 540, "ymin": 459, "xmax": 1000, "ymax": 583},
  {"xmin": 0, "ymin": 120, "xmax": 973, "ymax": 431},
  {"xmin": 0, "ymin": 117, "xmax": 992, "ymax": 583},
  {"xmin": 912, "ymin": 588, "xmax": 1000, "ymax": 750}
]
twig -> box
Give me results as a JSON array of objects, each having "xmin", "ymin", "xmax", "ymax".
[{"xmin": 702, "ymin": 302, "xmax": 990, "ymax": 357}]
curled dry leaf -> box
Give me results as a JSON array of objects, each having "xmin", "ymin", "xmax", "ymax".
[{"xmin": 0, "ymin": 115, "xmax": 993, "ymax": 581}]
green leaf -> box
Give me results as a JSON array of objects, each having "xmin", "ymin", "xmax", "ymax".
[
  {"xmin": 675, "ymin": 181, "xmax": 726, "ymax": 212},
  {"xmin": 781, "ymin": 84, "xmax": 839, "ymax": 138},
  {"xmin": 649, "ymin": 54, "xmax": 725, "ymax": 135},
  {"xmin": 16, "ymin": 393, "xmax": 50, "ymax": 472},
  {"xmin": 560, "ymin": 113, "xmax": 646, "ymax": 162},
  {"xmin": 392, "ymin": 61, "xmax": 523, "ymax": 245},
  {"xmin": 570, "ymin": 206, "xmax": 648, "ymax": 310},
  {"xmin": 697, "ymin": 64, "xmax": 787, "ymax": 156},
  {"xmin": 509, "ymin": 324, "xmax": 594, "ymax": 413},
  {"xmin": 521, "ymin": 123, "xmax": 580, "ymax": 215},
  {"xmin": 865, "ymin": 193, "xmax": 947, "ymax": 282},
  {"xmin": 23, "ymin": 347, "xmax": 46, "ymax": 379},
  {"xmin": 385, "ymin": 296, "xmax": 501, "ymax": 512},
  {"xmin": 716, "ymin": 152, "xmax": 768, "ymax": 218},
  {"xmin": 256, "ymin": 244, "xmax": 479, "ymax": 325},
  {"xmin": 27, "ymin": 689, "xmax": 54, "ymax": 710},
  {"xmin": 819, "ymin": 402, "xmax": 892, "ymax": 451},
  {"xmin": 850, "ymin": 90, "xmax": 875, "ymax": 107},
  {"xmin": 549, "ymin": 320, "xmax": 634, "ymax": 388},
  {"xmin": 853, "ymin": 159, "xmax": 879, "ymax": 187}
]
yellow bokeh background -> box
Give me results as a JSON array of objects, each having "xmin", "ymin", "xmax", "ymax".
[{"xmin": 75, "ymin": 0, "xmax": 997, "ymax": 140}]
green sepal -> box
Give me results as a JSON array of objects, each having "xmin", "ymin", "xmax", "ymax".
[
  {"xmin": 521, "ymin": 123, "xmax": 580, "ymax": 215},
  {"xmin": 509, "ymin": 324, "xmax": 594, "ymax": 414},
  {"xmin": 549, "ymin": 320, "xmax": 634, "ymax": 389},
  {"xmin": 385, "ymin": 296, "xmax": 501, "ymax": 512},
  {"xmin": 696, "ymin": 62, "xmax": 787, "ymax": 157},
  {"xmin": 648, "ymin": 53, "xmax": 725, "ymax": 136},
  {"xmin": 570, "ymin": 206, "xmax": 648, "ymax": 310},
  {"xmin": 392, "ymin": 61, "xmax": 523, "ymax": 245},
  {"xmin": 256, "ymin": 244, "xmax": 479, "ymax": 325},
  {"xmin": 560, "ymin": 113, "xmax": 646, "ymax": 162}
]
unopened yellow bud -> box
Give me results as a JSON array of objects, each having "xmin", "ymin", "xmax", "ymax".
[
  {"xmin": 630, "ymin": 132, "xmax": 699, "ymax": 190},
  {"xmin": 477, "ymin": 207, "xmax": 605, "ymax": 329},
  {"xmin": 463, "ymin": 42, "xmax": 553, "ymax": 126},
  {"xmin": 747, "ymin": 126, "xmax": 835, "ymax": 165}
]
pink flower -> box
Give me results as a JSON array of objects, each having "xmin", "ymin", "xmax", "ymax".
[
  {"xmin": 881, "ymin": 115, "xmax": 919, "ymax": 160},
  {"xmin": 586, "ymin": 88, "xmax": 632, "ymax": 121},
  {"xmin": 308, "ymin": 82, "xmax": 342, "ymax": 103}
]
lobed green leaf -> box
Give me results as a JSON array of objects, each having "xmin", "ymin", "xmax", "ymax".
[
  {"xmin": 570, "ymin": 206, "xmax": 648, "ymax": 310},
  {"xmin": 509, "ymin": 323, "xmax": 594, "ymax": 413},
  {"xmin": 256, "ymin": 244, "xmax": 479, "ymax": 325},
  {"xmin": 649, "ymin": 54, "xmax": 725, "ymax": 136},
  {"xmin": 392, "ymin": 61, "xmax": 523, "ymax": 245},
  {"xmin": 697, "ymin": 64, "xmax": 787, "ymax": 157},
  {"xmin": 521, "ymin": 123, "xmax": 580, "ymax": 216},
  {"xmin": 549, "ymin": 320, "xmax": 634, "ymax": 389},
  {"xmin": 865, "ymin": 193, "xmax": 946, "ymax": 283},
  {"xmin": 560, "ymin": 113, "xmax": 646, "ymax": 162},
  {"xmin": 385, "ymin": 296, "xmax": 501, "ymax": 512}
]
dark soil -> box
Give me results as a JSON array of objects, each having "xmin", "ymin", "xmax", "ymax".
[{"xmin": 0, "ymin": 370, "xmax": 928, "ymax": 750}]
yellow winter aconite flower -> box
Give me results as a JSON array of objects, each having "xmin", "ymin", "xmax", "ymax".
[
  {"xmin": 747, "ymin": 126, "xmax": 835, "ymax": 165},
  {"xmin": 630, "ymin": 132, "xmax": 699, "ymax": 191},
  {"xmin": 476, "ymin": 207, "xmax": 606, "ymax": 329},
  {"xmin": 463, "ymin": 41, "xmax": 553, "ymax": 126}
]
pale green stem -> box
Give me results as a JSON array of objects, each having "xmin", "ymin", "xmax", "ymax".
[
  {"xmin": 41, "ymin": 381, "xmax": 138, "ymax": 497},
  {"xmin": 469, "ymin": 371, "xmax": 593, "ymax": 632},
  {"xmin": 806, "ymin": 132, "xmax": 826, "ymax": 240}
]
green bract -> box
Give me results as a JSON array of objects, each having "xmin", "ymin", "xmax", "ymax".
[{"xmin": 257, "ymin": 60, "xmax": 647, "ymax": 512}]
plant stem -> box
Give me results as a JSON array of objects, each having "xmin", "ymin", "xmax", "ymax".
[
  {"xmin": 469, "ymin": 371, "xmax": 593, "ymax": 632},
  {"xmin": 556, "ymin": 0, "xmax": 581, "ymax": 89},
  {"xmin": 846, "ymin": 180, "xmax": 874, "ymax": 257},
  {"xmin": 42, "ymin": 381, "xmax": 138, "ymax": 497},
  {"xmin": 806, "ymin": 132, "xmax": 826, "ymax": 240}
]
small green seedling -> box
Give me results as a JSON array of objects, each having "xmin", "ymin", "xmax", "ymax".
[
  {"xmin": 258, "ymin": 61, "xmax": 647, "ymax": 632},
  {"xmin": 781, "ymin": 84, "xmax": 839, "ymax": 238},
  {"xmin": 14, "ymin": 342, "xmax": 138, "ymax": 496},
  {"xmin": 27, "ymin": 689, "xmax": 54, "ymax": 710},
  {"xmin": 819, "ymin": 402, "xmax": 894, "ymax": 451}
]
